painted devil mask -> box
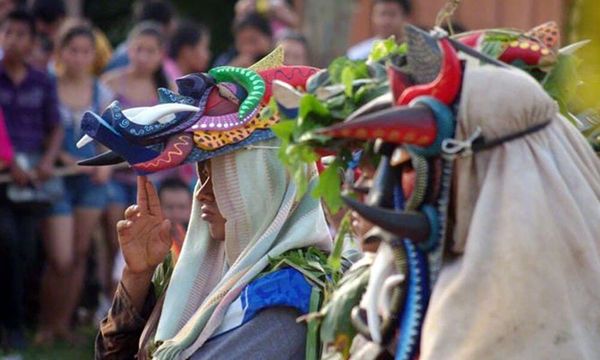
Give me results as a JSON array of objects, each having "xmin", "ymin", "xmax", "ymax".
[{"xmin": 76, "ymin": 48, "xmax": 319, "ymax": 174}]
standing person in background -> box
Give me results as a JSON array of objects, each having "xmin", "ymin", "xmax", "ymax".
[
  {"xmin": 28, "ymin": 32, "xmax": 53, "ymax": 71},
  {"xmin": 347, "ymin": 0, "xmax": 410, "ymax": 60},
  {"xmin": 34, "ymin": 24, "xmax": 114, "ymax": 346},
  {"xmin": 100, "ymin": 21, "xmax": 168, "ymax": 307},
  {"xmin": 164, "ymin": 21, "xmax": 211, "ymax": 84},
  {"xmin": 213, "ymin": 13, "xmax": 273, "ymax": 68},
  {"xmin": 0, "ymin": 9, "xmax": 62, "ymax": 354},
  {"xmin": 276, "ymin": 30, "xmax": 310, "ymax": 65},
  {"xmin": 30, "ymin": 0, "xmax": 67, "ymax": 43},
  {"xmin": 104, "ymin": 0, "xmax": 175, "ymax": 72}
]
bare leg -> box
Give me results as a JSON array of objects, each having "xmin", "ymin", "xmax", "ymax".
[
  {"xmin": 36, "ymin": 215, "xmax": 74, "ymax": 345},
  {"xmin": 57, "ymin": 207, "xmax": 103, "ymax": 338}
]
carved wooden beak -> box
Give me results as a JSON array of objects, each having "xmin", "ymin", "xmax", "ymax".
[
  {"xmin": 343, "ymin": 196, "xmax": 430, "ymax": 242},
  {"xmin": 317, "ymin": 104, "xmax": 438, "ymax": 147}
]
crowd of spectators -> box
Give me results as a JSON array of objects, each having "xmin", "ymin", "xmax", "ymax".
[{"xmin": 0, "ymin": 0, "xmax": 407, "ymax": 357}]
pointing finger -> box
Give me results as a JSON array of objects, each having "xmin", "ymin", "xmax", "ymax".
[
  {"xmin": 137, "ymin": 176, "xmax": 149, "ymax": 213},
  {"xmin": 145, "ymin": 180, "xmax": 162, "ymax": 216}
]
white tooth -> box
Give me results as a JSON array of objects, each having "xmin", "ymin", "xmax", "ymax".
[
  {"xmin": 122, "ymin": 107, "xmax": 149, "ymax": 118},
  {"xmin": 157, "ymin": 114, "xmax": 176, "ymax": 124},
  {"xmin": 128, "ymin": 103, "xmax": 199, "ymax": 125},
  {"xmin": 77, "ymin": 135, "xmax": 94, "ymax": 148}
]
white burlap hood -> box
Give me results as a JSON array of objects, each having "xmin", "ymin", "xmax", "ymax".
[
  {"xmin": 421, "ymin": 65, "xmax": 600, "ymax": 359},
  {"xmin": 153, "ymin": 140, "xmax": 332, "ymax": 359}
]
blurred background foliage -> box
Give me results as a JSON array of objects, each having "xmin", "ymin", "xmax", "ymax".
[{"xmin": 568, "ymin": 0, "xmax": 600, "ymax": 112}]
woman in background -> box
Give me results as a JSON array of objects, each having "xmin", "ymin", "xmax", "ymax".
[{"xmin": 35, "ymin": 24, "xmax": 114, "ymax": 345}]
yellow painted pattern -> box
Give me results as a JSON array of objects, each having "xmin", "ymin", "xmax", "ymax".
[{"xmin": 192, "ymin": 109, "xmax": 279, "ymax": 150}]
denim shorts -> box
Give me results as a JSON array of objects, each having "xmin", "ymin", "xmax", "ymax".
[
  {"xmin": 106, "ymin": 179, "xmax": 137, "ymax": 207},
  {"xmin": 48, "ymin": 175, "xmax": 108, "ymax": 215}
]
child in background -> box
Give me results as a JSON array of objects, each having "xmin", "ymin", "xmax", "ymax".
[
  {"xmin": 0, "ymin": 9, "xmax": 62, "ymax": 353},
  {"xmin": 35, "ymin": 24, "xmax": 114, "ymax": 345}
]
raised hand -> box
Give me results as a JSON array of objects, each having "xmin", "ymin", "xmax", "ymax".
[{"xmin": 117, "ymin": 176, "xmax": 172, "ymax": 275}]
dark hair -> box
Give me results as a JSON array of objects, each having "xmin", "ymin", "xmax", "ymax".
[
  {"xmin": 168, "ymin": 21, "xmax": 208, "ymax": 59},
  {"xmin": 158, "ymin": 177, "xmax": 191, "ymax": 197},
  {"xmin": 233, "ymin": 12, "xmax": 272, "ymax": 38},
  {"xmin": 31, "ymin": 0, "xmax": 66, "ymax": 24},
  {"xmin": 277, "ymin": 30, "xmax": 308, "ymax": 47},
  {"xmin": 135, "ymin": 0, "xmax": 174, "ymax": 27},
  {"xmin": 58, "ymin": 24, "xmax": 96, "ymax": 50},
  {"xmin": 373, "ymin": 0, "xmax": 411, "ymax": 15},
  {"xmin": 128, "ymin": 21, "xmax": 169, "ymax": 89},
  {"xmin": 4, "ymin": 9, "xmax": 36, "ymax": 36}
]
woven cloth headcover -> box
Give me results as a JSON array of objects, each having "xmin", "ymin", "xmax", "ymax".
[
  {"xmin": 421, "ymin": 65, "xmax": 600, "ymax": 359},
  {"xmin": 154, "ymin": 139, "xmax": 332, "ymax": 359}
]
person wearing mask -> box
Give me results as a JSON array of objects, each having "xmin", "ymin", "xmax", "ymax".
[
  {"xmin": 213, "ymin": 12, "xmax": 273, "ymax": 68},
  {"xmin": 34, "ymin": 23, "xmax": 114, "ymax": 346},
  {"xmin": 0, "ymin": 9, "xmax": 62, "ymax": 353},
  {"xmin": 164, "ymin": 21, "xmax": 211, "ymax": 84},
  {"xmin": 347, "ymin": 0, "xmax": 410, "ymax": 61}
]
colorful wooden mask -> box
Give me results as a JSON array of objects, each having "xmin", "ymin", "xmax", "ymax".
[
  {"xmin": 77, "ymin": 48, "xmax": 319, "ymax": 174},
  {"xmin": 453, "ymin": 21, "xmax": 561, "ymax": 76}
]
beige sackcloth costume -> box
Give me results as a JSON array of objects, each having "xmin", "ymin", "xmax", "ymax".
[{"xmin": 420, "ymin": 65, "xmax": 600, "ymax": 359}]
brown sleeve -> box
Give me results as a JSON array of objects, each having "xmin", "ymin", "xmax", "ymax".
[{"xmin": 95, "ymin": 281, "xmax": 156, "ymax": 360}]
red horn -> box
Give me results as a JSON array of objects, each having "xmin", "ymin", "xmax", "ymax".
[
  {"xmin": 397, "ymin": 38, "xmax": 462, "ymax": 106},
  {"xmin": 387, "ymin": 64, "xmax": 413, "ymax": 103},
  {"xmin": 317, "ymin": 104, "xmax": 437, "ymax": 146}
]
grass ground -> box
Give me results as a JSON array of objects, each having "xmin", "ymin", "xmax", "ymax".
[{"xmin": 1, "ymin": 326, "xmax": 96, "ymax": 360}]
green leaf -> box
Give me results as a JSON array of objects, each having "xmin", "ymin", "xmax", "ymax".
[
  {"xmin": 311, "ymin": 158, "xmax": 344, "ymax": 213},
  {"xmin": 368, "ymin": 36, "xmax": 407, "ymax": 62},
  {"xmin": 271, "ymin": 120, "xmax": 296, "ymax": 140},
  {"xmin": 327, "ymin": 211, "xmax": 351, "ymax": 278},
  {"xmin": 341, "ymin": 67, "xmax": 355, "ymax": 97}
]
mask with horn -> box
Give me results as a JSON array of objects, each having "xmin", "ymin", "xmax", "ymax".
[
  {"xmin": 76, "ymin": 47, "xmax": 320, "ymax": 173},
  {"xmin": 274, "ymin": 22, "xmax": 593, "ymax": 359}
]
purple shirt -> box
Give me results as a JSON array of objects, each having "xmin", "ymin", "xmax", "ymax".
[{"xmin": 0, "ymin": 64, "xmax": 60, "ymax": 154}]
